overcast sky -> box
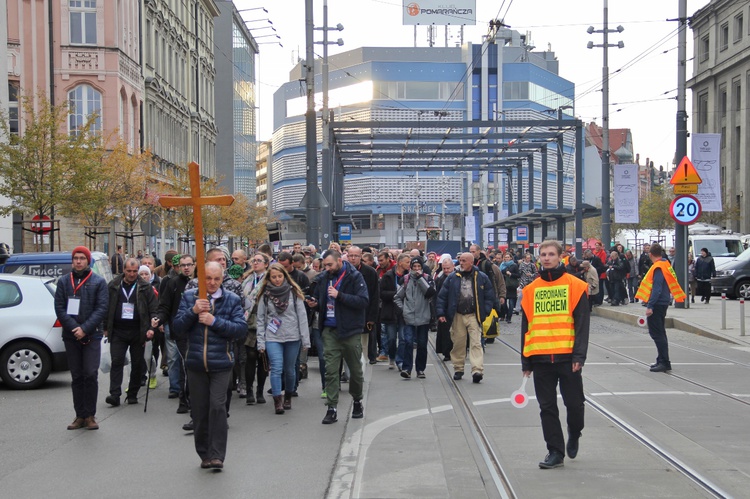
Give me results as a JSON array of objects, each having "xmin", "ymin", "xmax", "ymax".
[{"xmin": 234, "ymin": 0, "xmax": 706, "ymax": 169}]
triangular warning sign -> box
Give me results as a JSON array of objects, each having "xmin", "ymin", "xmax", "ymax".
[{"xmin": 669, "ymin": 156, "xmax": 702, "ymax": 185}]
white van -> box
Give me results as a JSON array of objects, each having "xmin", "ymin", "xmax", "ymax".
[{"xmin": 688, "ymin": 234, "xmax": 744, "ymax": 267}]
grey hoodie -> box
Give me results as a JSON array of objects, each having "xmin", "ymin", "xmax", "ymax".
[
  {"xmin": 257, "ymin": 291, "xmax": 311, "ymax": 351},
  {"xmin": 394, "ymin": 271, "xmax": 436, "ymax": 326}
]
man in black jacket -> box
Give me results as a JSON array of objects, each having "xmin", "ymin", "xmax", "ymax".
[
  {"xmin": 347, "ymin": 246, "xmax": 379, "ymax": 365},
  {"xmin": 379, "ymin": 254, "xmax": 410, "ymax": 370},
  {"xmin": 154, "ymin": 254, "xmax": 195, "ymax": 411},
  {"xmin": 55, "ymin": 246, "xmax": 109, "ymax": 430},
  {"xmin": 104, "ymin": 258, "xmax": 158, "ymax": 406},
  {"xmin": 306, "ymin": 250, "xmax": 369, "ymax": 424},
  {"xmin": 607, "ymin": 250, "xmax": 628, "ymax": 306}
]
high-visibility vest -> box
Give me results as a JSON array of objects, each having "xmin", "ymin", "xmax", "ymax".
[
  {"xmin": 635, "ymin": 259, "xmax": 686, "ymax": 303},
  {"xmin": 521, "ymin": 272, "xmax": 588, "ymax": 358}
]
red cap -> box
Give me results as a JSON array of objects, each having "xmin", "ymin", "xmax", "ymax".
[{"xmin": 72, "ymin": 246, "xmax": 92, "ymax": 264}]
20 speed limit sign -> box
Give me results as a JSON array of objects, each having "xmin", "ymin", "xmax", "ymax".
[{"xmin": 670, "ymin": 195, "xmax": 702, "ymax": 225}]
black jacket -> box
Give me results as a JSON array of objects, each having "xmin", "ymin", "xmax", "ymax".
[
  {"xmin": 54, "ymin": 269, "xmax": 109, "ymax": 341},
  {"xmin": 379, "ymin": 267, "xmax": 407, "ymax": 325},
  {"xmin": 637, "ymin": 252, "xmax": 652, "ymax": 277},
  {"xmin": 105, "ymin": 275, "xmax": 158, "ymax": 343},
  {"xmin": 156, "ymin": 272, "xmax": 191, "ymax": 329},
  {"xmin": 521, "ymin": 264, "xmax": 590, "ymax": 371},
  {"xmin": 310, "ymin": 261, "xmax": 369, "ymax": 339},
  {"xmin": 354, "ymin": 262, "xmax": 380, "ymax": 324}
]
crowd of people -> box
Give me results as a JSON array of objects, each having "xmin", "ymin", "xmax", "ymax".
[{"xmin": 53, "ymin": 236, "xmax": 695, "ymax": 471}]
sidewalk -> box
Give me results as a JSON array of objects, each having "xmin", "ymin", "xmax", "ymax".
[{"xmin": 592, "ymin": 296, "xmax": 750, "ymax": 347}]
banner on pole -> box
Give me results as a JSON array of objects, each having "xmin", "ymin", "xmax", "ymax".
[
  {"xmin": 691, "ymin": 134, "xmax": 722, "ymax": 212},
  {"xmin": 464, "ymin": 215, "xmax": 476, "ymax": 243},
  {"xmin": 613, "ymin": 164, "xmax": 639, "ymax": 223}
]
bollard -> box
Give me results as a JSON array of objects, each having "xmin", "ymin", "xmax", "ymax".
[
  {"xmin": 741, "ymin": 299, "xmax": 746, "ymax": 337},
  {"xmin": 721, "ymin": 293, "xmax": 727, "ymax": 330}
]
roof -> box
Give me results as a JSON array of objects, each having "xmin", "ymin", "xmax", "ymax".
[{"xmin": 584, "ymin": 122, "xmax": 632, "ymax": 164}]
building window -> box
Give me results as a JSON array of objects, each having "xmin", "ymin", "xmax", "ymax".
[
  {"xmin": 733, "ymin": 80, "xmax": 742, "ymax": 111},
  {"xmin": 735, "ymin": 14, "xmax": 743, "ymax": 43},
  {"xmin": 720, "ymin": 23, "xmax": 729, "ymax": 51},
  {"xmin": 698, "ymin": 92, "xmax": 708, "ymax": 133},
  {"xmin": 700, "ymin": 35, "xmax": 709, "ymax": 62},
  {"xmin": 8, "ymin": 83, "xmax": 19, "ymax": 135},
  {"xmin": 68, "ymin": 84, "xmax": 102, "ymax": 135},
  {"xmin": 721, "ymin": 126, "xmax": 726, "ymax": 148},
  {"xmin": 69, "ymin": 0, "xmax": 97, "ymax": 45},
  {"xmin": 720, "ymin": 85, "xmax": 727, "ymax": 118}
]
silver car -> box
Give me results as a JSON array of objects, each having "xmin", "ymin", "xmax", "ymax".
[{"xmin": 0, "ymin": 275, "xmax": 65, "ymax": 389}]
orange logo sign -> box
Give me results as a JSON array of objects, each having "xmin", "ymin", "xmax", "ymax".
[
  {"xmin": 669, "ymin": 156, "xmax": 703, "ymax": 185},
  {"xmin": 407, "ymin": 3, "xmax": 420, "ymax": 16}
]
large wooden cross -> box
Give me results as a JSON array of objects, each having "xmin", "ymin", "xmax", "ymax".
[{"xmin": 158, "ymin": 162, "xmax": 235, "ymax": 299}]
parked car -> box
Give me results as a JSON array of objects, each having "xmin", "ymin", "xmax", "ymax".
[
  {"xmin": 711, "ymin": 247, "xmax": 750, "ymax": 299},
  {"xmin": 0, "ymin": 251, "xmax": 113, "ymax": 283},
  {"xmin": 0, "ymin": 275, "xmax": 66, "ymax": 389}
]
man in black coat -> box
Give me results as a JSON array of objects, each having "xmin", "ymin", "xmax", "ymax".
[
  {"xmin": 104, "ymin": 258, "xmax": 158, "ymax": 406},
  {"xmin": 347, "ymin": 246, "xmax": 379, "ymax": 364}
]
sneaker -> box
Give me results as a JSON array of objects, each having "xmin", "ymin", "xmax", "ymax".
[
  {"xmin": 352, "ymin": 400, "xmax": 364, "ymax": 419},
  {"xmin": 538, "ymin": 452, "xmax": 564, "ymax": 469},
  {"xmin": 320, "ymin": 391, "xmax": 327, "ymax": 399},
  {"xmin": 168, "ymin": 392, "xmax": 179, "ymax": 399},
  {"xmin": 126, "ymin": 396, "xmax": 138, "ymax": 405},
  {"xmin": 388, "ymin": 360, "xmax": 395, "ymax": 370},
  {"xmin": 322, "ymin": 406, "xmax": 338, "ymax": 424},
  {"xmin": 105, "ymin": 395, "xmax": 120, "ymax": 407},
  {"xmin": 245, "ymin": 391, "xmax": 256, "ymax": 405},
  {"xmin": 238, "ymin": 388, "xmax": 247, "ymax": 399},
  {"xmin": 472, "ymin": 372, "xmax": 483, "ymax": 383},
  {"xmin": 376, "ymin": 355, "xmax": 389, "ymax": 362},
  {"xmin": 400, "ymin": 370, "xmax": 411, "ymax": 379},
  {"xmin": 183, "ymin": 420, "xmax": 194, "ymax": 431},
  {"xmin": 416, "ymin": 371, "xmax": 425, "ymax": 379},
  {"xmin": 176, "ymin": 403, "xmax": 189, "ymax": 414},
  {"xmin": 149, "ymin": 376, "xmax": 158, "ymax": 390},
  {"xmin": 453, "ymin": 371, "xmax": 463, "ymax": 380},
  {"xmin": 396, "ymin": 362, "xmax": 403, "ymax": 372}
]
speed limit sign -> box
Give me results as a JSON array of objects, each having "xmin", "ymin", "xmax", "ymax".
[{"xmin": 670, "ymin": 195, "xmax": 702, "ymax": 225}]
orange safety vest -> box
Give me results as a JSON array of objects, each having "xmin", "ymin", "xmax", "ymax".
[
  {"xmin": 635, "ymin": 259, "xmax": 686, "ymax": 303},
  {"xmin": 521, "ymin": 272, "xmax": 588, "ymax": 358}
]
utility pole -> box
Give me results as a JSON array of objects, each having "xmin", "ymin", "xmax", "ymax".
[
  {"xmin": 304, "ymin": 0, "xmax": 319, "ymax": 246},
  {"xmin": 588, "ymin": 0, "xmax": 624, "ymax": 249},
  {"xmin": 673, "ymin": 0, "xmax": 689, "ymax": 308}
]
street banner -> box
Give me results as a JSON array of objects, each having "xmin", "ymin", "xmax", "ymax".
[
  {"xmin": 691, "ymin": 134, "xmax": 722, "ymax": 211},
  {"xmin": 403, "ymin": 0, "xmax": 476, "ymax": 25},
  {"xmin": 483, "ymin": 212, "xmax": 495, "ymax": 245},
  {"xmin": 613, "ymin": 164, "xmax": 639, "ymax": 223},
  {"xmin": 465, "ymin": 215, "xmax": 476, "ymax": 243}
]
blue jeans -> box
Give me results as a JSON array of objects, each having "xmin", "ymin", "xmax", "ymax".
[
  {"xmin": 265, "ymin": 341, "xmax": 300, "ymax": 397},
  {"xmin": 401, "ymin": 324, "xmax": 429, "ymax": 373},
  {"xmin": 310, "ymin": 328, "xmax": 326, "ymax": 390},
  {"xmin": 165, "ymin": 326, "xmax": 181, "ymax": 395},
  {"xmin": 382, "ymin": 323, "xmax": 400, "ymax": 362}
]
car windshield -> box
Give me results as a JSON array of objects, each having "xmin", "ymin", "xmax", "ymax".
[
  {"xmin": 694, "ymin": 239, "xmax": 743, "ymax": 258},
  {"xmin": 732, "ymin": 247, "xmax": 750, "ymax": 262}
]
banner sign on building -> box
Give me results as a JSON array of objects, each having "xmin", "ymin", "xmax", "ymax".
[
  {"xmin": 339, "ymin": 223, "xmax": 352, "ymax": 242},
  {"xmin": 464, "ymin": 215, "xmax": 476, "ymax": 243},
  {"xmin": 691, "ymin": 134, "xmax": 722, "ymax": 212},
  {"xmin": 403, "ymin": 0, "xmax": 476, "ymax": 26},
  {"xmin": 613, "ymin": 164, "xmax": 639, "ymax": 224},
  {"xmin": 517, "ymin": 226, "xmax": 528, "ymax": 241},
  {"xmin": 483, "ymin": 212, "xmax": 494, "ymax": 245}
]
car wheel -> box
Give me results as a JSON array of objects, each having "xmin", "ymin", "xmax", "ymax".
[
  {"xmin": 0, "ymin": 341, "xmax": 52, "ymax": 389},
  {"xmin": 734, "ymin": 280, "xmax": 750, "ymax": 300}
]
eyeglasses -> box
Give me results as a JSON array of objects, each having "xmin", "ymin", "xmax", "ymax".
[
  {"xmin": 180, "ymin": 263, "xmax": 195, "ymax": 268},
  {"xmin": 252, "ymin": 259, "xmax": 265, "ymax": 263}
]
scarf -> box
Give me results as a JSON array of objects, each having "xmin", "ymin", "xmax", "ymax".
[
  {"xmin": 500, "ymin": 261, "xmax": 511, "ymax": 272},
  {"xmin": 72, "ymin": 267, "xmax": 91, "ymax": 280},
  {"xmin": 264, "ymin": 280, "xmax": 292, "ymax": 314}
]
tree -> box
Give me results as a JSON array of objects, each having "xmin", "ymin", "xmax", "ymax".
[
  {"xmin": 0, "ymin": 92, "xmax": 98, "ymax": 250},
  {"xmin": 225, "ymin": 194, "xmax": 270, "ymax": 246},
  {"xmin": 107, "ymin": 147, "xmax": 154, "ymax": 253},
  {"xmin": 639, "ymin": 185, "xmax": 673, "ymax": 237},
  {"xmin": 698, "ymin": 201, "xmax": 742, "ymax": 229}
]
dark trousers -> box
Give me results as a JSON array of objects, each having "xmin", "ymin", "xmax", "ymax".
[
  {"xmin": 175, "ymin": 336, "xmax": 190, "ymax": 407},
  {"xmin": 109, "ymin": 330, "xmax": 145, "ymax": 398},
  {"xmin": 532, "ymin": 362, "xmax": 585, "ymax": 457},
  {"xmin": 367, "ymin": 323, "xmax": 378, "ymax": 362},
  {"xmin": 244, "ymin": 344, "xmax": 268, "ymax": 393},
  {"xmin": 647, "ymin": 304, "xmax": 670, "ymax": 367},
  {"xmin": 597, "ymin": 279, "xmax": 606, "ymax": 305},
  {"xmin": 611, "ymin": 279, "xmax": 626, "ymax": 304},
  {"xmin": 188, "ymin": 368, "xmax": 231, "ymax": 462},
  {"xmin": 64, "ymin": 337, "xmax": 101, "ymax": 418}
]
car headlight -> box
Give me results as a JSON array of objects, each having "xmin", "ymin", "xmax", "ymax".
[{"xmin": 714, "ymin": 269, "xmax": 735, "ymax": 277}]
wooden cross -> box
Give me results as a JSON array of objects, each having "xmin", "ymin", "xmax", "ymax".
[{"xmin": 158, "ymin": 162, "xmax": 235, "ymax": 299}]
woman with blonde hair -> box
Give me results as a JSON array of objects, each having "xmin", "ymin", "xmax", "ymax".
[{"xmin": 256, "ymin": 263, "xmax": 311, "ymax": 414}]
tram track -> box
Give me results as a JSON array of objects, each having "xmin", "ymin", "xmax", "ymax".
[
  {"xmin": 428, "ymin": 340, "xmax": 518, "ymax": 499},
  {"xmin": 494, "ymin": 335, "xmax": 734, "ymax": 498}
]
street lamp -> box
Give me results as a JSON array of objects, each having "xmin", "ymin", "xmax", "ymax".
[{"xmin": 587, "ymin": 0, "xmax": 624, "ymax": 250}]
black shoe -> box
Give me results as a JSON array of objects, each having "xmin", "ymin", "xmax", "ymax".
[
  {"xmin": 105, "ymin": 395, "xmax": 120, "ymax": 407},
  {"xmin": 453, "ymin": 371, "xmax": 463, "ymax": 380},
  {"xmin": 168, "ymin": 392, "xmax": 179, "ymax": 399},
  {"xmin": 126, "ymin": 396, "xmax": 138, "ymax": 405},
  {"xmin": 322, "ymin": 406, "xmax": 338, "ymax": 424},
  {"xmin": 650, "ymin": 363, "xmax": 668, "ymax": 373},
  {"xmin": 417, "ymin": 371, "xmax": 425, "ymax": 379},
  {"xmin": 443, "ymin": 355, "xmax": 451, "ymax": 362},
  {"xmin": 369, "ymin": 359, "xmax": 377, "ymax": 365},
  {"xmin": 176, "ymin": 403, "xmax": 189, "ymax": 414},
  {"xmin": 256, "ymin": 390, "xmax": 266, "ymax": 404},
  {"xmin": 182, "ymin": 420, "xmax": 194, "ymax": 431},
  {"xmin": 506, "ymin": 319, "xmax": 512, "ymax": 324},
  {"xmin": 566, "ymin": 431, "xmax": 580, "ymax": 459},
  {"xmin": 538, "ymin": 452, "xmax": 564, "ymax": 469},
  {"xmin": 245, "ymin": 391, "xmax": 256, "ymax": 405},
  {"xmin": 700, "ymin": 296, "xmax": 704, "ymax": 302},
  {"xmin": 352, "ymin": 400, "xmax": 364, "ymax": 419},
  {"xmin": 340, "ymin": 373, "xmax": 349, "ymax": 383},
  {"xmin": 472, "ymin": 372, "xmax": 483, "ymax": 384},
  {"xmin": 400, "ymin": 370, "xmax": 411, "ymax": 379}
]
